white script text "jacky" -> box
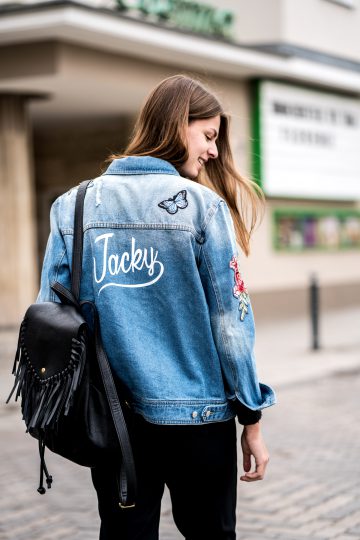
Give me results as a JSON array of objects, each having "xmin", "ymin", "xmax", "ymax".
[{"xmin": 93, "ymin": 233, "xmax": 164, "ymax": 294}]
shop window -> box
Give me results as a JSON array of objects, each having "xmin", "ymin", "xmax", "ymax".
[{"xmin": 273, "ymin": 209, "xmax": 360, "ymax": 251}]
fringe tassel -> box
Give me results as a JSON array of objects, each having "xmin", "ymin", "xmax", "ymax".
[
  {"xmin": 40, "ymin": 380, "xmax": 61, "ymax": 429},
  {"xmin": 6, "ymin": 329, "xmax": 25, "ymax": 404},
  {"xmin": 65, "ymin": 333, "xmax": 86, "ymax": 414},
  {"xmin": 7, "ymin": 330, "xmax": 87, "ymax": 432}
]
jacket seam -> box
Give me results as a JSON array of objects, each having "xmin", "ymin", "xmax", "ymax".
[
  {"xmin": 103, "ymin": 170, "xmax": 179, "ymax": 176},
  {"xmin": 201, "ymin": 230, "xmax": 239, "ymax": 394},
  {"xmin": 134, "ymin": 416, "xmax": 236, "ymax": 425},
  {"xmin": 61, "ymin": 222, "xmax": 203, "ymax": 242},
  {"xmin": 200, "ymin": 199, "xmax": 224, "ymax": 234},
  {"xmin": 51, "ymin": 248, "xmax": 66, "ymax": 302},
  {"xmin": 50, "ymin": 195, "xmax": 67, "ymax": 302},
  {"xmin": 132, "ymin": 396, "xmax": 229, "ymax": 405}
]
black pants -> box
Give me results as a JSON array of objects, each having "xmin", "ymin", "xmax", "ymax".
[{"xmin": 91, "ymin": 414, "xmax": 237, "ymax": 540}]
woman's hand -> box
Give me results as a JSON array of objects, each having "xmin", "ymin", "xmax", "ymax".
[{"xmin": 240, "ymin": 422, "xmax": 269, "ymax": 482}]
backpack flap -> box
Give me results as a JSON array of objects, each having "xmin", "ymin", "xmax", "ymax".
[
  {"xmin": 23, "ymin": 302, "xmax": 86, "ymax": 379},
  {"xmin": 7, "ymin": 301, "xmax": 88, "ymax": 431}
]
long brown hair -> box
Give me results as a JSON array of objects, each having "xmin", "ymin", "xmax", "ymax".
[{"xmin": 109, "ymin": 74, "xmax": 264, "ymax": 256}]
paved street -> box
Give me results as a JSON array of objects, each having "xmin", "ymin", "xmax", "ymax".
[{"xmin": 1, "ymin": 307, "xmax": 360, "ymax": 540}]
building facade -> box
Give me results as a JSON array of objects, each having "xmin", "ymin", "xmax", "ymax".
[{"xmin": 1, "ymin": 0, "xmax": 360, "ymax": 326}]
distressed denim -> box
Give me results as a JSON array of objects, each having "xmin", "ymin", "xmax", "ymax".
[{"xmin": 37, "ymin": 156, "xmax": 276, "ymax": 424}]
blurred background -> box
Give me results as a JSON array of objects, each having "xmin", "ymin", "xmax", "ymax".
[
  {"xmin": 1, "ymin": 1, "xmax": 360, "ymax": 539},
  {"xmin": 1, "ymin": 0, "xmax": 360, "ymax": 325}
]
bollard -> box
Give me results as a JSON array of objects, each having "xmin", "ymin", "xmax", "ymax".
[{"xmin": 309, "ymin": 274, "xmax": 320, "ymax": 350}]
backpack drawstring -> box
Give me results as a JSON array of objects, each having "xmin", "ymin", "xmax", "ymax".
[{"xmin": 37, "ymin": 435, "xmax": 53, "ymax": 494}]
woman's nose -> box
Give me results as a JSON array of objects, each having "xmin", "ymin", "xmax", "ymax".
[{"xmin": 208, "ymin": 141, "xmax": 218, "ymax": 159}]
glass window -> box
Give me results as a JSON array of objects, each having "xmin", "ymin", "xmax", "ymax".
[{"xmin": 273, "ymin": 209, "xmax": 360, "ymax": 251}]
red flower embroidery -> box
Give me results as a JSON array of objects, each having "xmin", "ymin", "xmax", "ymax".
[{"xmin": 229, "ymin": 255, "xmax": 250, "ymax": 321}]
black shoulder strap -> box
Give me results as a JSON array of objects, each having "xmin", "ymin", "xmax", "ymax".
[
  {"xmin": 69, "ymin": 181, "xmax": 137, "ymax": 507},
  {"xmin": 71, "ymin": 180, "xmax": 91, "ymax": 302}
]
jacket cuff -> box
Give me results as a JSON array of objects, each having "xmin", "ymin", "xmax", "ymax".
[{"xmin": 235, "ymin": 401, "xmax": 262, "ymax": 425}]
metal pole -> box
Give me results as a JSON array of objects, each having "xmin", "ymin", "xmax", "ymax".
[{"xmin": 309, "ymin": 274, "xmax": 320, "ymax": 350}]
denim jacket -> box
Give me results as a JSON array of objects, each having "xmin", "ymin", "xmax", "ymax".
[{"xmin": 37, "ymin": 156, "xmax": 276, "ymax": 425}]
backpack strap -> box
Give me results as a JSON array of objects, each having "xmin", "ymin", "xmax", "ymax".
[
  {"xmin": 71, "ymin": 180, "xmax": 91, "ymax": 302},
  {"xmin": 70, "ymin": 180, "xmax": 137, "ymax": 508}
]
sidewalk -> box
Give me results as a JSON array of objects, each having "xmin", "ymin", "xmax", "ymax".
[{"xmin": 254, "ymin": 305, "xmax": 360, "ymax": 390}]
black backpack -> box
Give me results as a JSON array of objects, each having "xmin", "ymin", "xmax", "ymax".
[{"xmin": 7, "ymin": 180, "xmax": 136, "ymax": 508}]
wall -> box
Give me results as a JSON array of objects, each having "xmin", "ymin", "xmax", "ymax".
[
  {"xmin": 283, "ymin": 0, "xmax": 360, "ymax": 62},
  {"xmin": 223, "ymin": 0, "xmax": 360, "ymax": 63}
]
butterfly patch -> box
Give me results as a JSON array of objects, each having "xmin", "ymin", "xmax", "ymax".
[
  {"xmin": 158, "ymin": 190, "xmax": 188, "ymax": 214},
  {"xmin": 229, "ymin": 255, "xmax": 250, "ymax": 321}
]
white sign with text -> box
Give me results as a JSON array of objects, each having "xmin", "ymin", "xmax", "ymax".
[{"xmin": 259, "ymin": 81, "xmax": 360, "ymax": 200}]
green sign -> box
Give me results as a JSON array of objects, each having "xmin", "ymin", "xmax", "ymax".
[{"xmin": 116, "ymin": 0, "xmax": 234, "ymax": 39}]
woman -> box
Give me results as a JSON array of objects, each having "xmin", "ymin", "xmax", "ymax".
[{"xmin": 38, "ymin": 74, "xmax": 276, "ymax": 539}]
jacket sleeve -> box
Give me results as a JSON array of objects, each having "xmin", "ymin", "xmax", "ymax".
[
  {"xmin": 36, "ymin": 196, "xmax": 72, "ymax": 303},
  {"xmin": 198, "ymin": 199, "xmax": 276, "ymax": 419}
]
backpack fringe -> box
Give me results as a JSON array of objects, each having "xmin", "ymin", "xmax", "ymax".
[{"xmin": 6, "ymin": 323, "xmax": 87, "ymax": 431}]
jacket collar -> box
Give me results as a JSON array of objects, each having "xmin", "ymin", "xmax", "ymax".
[{"xmin": 103, "ymin": 156, "xmax": 180, "ymax": 176}]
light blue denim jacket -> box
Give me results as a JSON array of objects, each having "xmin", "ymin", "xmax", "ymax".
[{"xmin": 37, "ymin": 156, "xmax": 276, "ymax": 425}]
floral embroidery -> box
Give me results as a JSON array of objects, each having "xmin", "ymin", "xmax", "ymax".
[
  {"xmin": 229, "ymin": 255, "xmax": 250, "ymax": 321},
  {"xmin": 158, "ymin": 190, "xmax": 188, "ymax": 214}
]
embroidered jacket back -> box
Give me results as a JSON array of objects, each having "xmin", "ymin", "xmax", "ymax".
[{"xmin": 37, "ymin": 156, "xmax": 276, "ymax": 424}]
